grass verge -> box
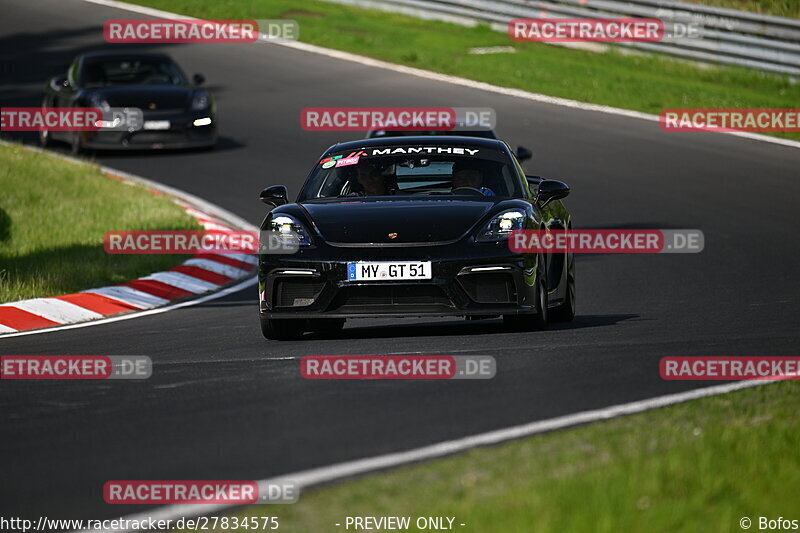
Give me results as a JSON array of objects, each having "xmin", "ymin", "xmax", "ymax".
[
  {"xmin": 679, "ymin": 0, "xmax": 799, "ymax": 19},
  {"xmin": 204, "ymin": 381, "xmax": 800, "ymax": 533},
  {"xmin": 125, "ymin": 0, "xmax": 800, "ymax": 141},
  {"xmin": 0, "ymin": 144, "xmax": 201, "ymax": 302}
]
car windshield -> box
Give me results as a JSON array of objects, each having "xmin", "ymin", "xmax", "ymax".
[
  {"xmin": 81, "ymin": 57, "xmax": 186, "ymax": 87},
  {"xmin": 300, "ymin": 145, "xmax": 523, "ymax": 200}
]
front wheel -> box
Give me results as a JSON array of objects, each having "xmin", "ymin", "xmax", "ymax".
[
  {"xmin": 550, "ymin": 272, "xmax": 575, "ymax": 322},
  {"xmin": 260, "ymin": 317, "xmax": 306, "ymax": 341},
  {"xmin": 70, "ymin": 132, "xmax": 85, "ymax": 155},
  {"xmin": 503, "ymin": 275, "xmax": 548, "ymax": 331},
  {"xmin": 39, "ymin": 127, "xmax": 53, "ymax": 148},
  {"xmin": 39, "ymin": 99, "xmax": 53, "ymax": 148}
]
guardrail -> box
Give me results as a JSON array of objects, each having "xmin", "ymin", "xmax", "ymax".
[{"xmin": 327, "ymin": 0, "xmax": 800, "ymax": 76}]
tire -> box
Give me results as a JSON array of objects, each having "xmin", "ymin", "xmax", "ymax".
[
  {"xmin": 39, "ymin": 127, "xmax": 53, "ymax": 148},
  {"xmin": 550, "ymin": 272, "xmax": 575, "ymax": 322},
  {"xmin": 39, "ymin": 100, "xmax": 53, "ymax": 148},
  {"xmin": 503, "ymin": 273, "xmax": 548, "ymax": 331},
  {"xmin": 70, "ymin": 132, "xmax": 83, "ymax": 155},
  {"xmin": 309, "ymin": 318, "xmax": 345, "ymax": 338},
  {"xmin": 260, "ymin": 317, "xmax": 306, "ymax": 340}
]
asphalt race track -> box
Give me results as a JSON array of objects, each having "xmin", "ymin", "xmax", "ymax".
[{"xmin": 1, "ymin": 0, "xmax": 799, "ymax": 520}]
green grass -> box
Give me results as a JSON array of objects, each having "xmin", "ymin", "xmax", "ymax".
[
  {"xmin": 201, "ymin": 381, "xmax": 799, "ymax": 533},
  {"xmin": 678, "ymin": 0, "xmax": 799, "ymax": 19},
  {"xmin": 0, "ymin": 144, "xmax": 201, "ymax": 302},
  {"xmin": 125, "ymin": 0, "xmax": 800, "ymax": 141}
]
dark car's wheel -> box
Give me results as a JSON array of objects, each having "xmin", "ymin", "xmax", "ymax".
[
  {"xmin": 39, "ymin": 99, "xmax": 53, "ymax": 148},
  {"xmin": 70, "ymin": 132, "xmax": 84, "ymax": 155},
  {"xmin": 39, "ymin": 127, "xmax": 53, "ymax": 148},
  {"xmin": 260, "ymin": 317, "xmax": 306, "ymax": 341},
  {"xmin": 309, "ymin": 318, "xmax": 345, "ymax": 338},
  {"xmin": 550, "ymin": 272, "xmax": 575, "ymax": 322},
  {"xmin": 503, "ymin": 273, "xmax": 548, "ymax": 331}
]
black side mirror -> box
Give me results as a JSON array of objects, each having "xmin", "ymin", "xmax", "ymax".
[
  {"xmin": 536, "ymin": 179, "xmax": 570, "ymax": 208},
  {"xmin": 516, "ymin": 145, "xmax": 533, "ymax": 162},
  {"xmin": 192, "ymin": 73, "xmax": 205, "ymax": 86},
  {"xmin": 260, "ymin": 185, "xmax": 288, "ymax": 207}
]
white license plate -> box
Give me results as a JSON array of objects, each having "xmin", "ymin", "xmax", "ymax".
[
  {"xmin": 143, "ymin": 120, "xmax": 171, "ymax": 130},
  {"xmin": 347, "ymin": 261, "xmax": 432, "ymax": 281}
]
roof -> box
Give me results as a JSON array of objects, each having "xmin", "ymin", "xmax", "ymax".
[
  {"xmin": 327, "ymin": 135, "xmax": 507, "ymax": 154},
  {"xmin": 78, "ymin": 50, "xmax": 172, "ymax": 61}
]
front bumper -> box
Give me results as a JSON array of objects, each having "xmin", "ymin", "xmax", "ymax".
[
  {"xmin": 259, "ymin": 242, "xmax": 540, "ymax": 319},
  {"xmin": 80, "ymin": 110, "xmax": 216, "ymax": 150}
]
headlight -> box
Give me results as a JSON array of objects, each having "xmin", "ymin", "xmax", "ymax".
[
  {"xmin": 268, "ymin": 214, "xmax": 312, "ymax": 246},
  {"xmin": 191, "ymin": 90, "xmax": 210, "ymax": 111},
  {"xmin": 475, "ymin": 209, "xmax": 526, "ymax": 242},
  {"xmin": 89, "ymin": 94, "xmax": 111, "ymax": 112}
]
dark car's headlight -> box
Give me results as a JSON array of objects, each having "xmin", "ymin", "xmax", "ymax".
[
  {"xmin": 191, "ymin": 90, "xmax": 210, "ymax": 111},
  {"xmin": 89, "ymin": 93, "xmax": 111, "ymax": 111},
  {"xmin": 268, "ymin": 214, "xmax": 312, "ymax": 246},
  {"xmin": 475, "ymin": 209, "xmax": 526, "ymax": 242}
]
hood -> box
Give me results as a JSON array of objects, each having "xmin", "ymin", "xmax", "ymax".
[
  {"xmin": 88, "ymin": 85, "xmax": 193, "ymax": 110},
  {"xmin": 301, "ymin": 198, "xmax": 498, "ymax": 244}
]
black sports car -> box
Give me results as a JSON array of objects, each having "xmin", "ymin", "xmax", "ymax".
[
  {"xmin": 258, "ymin": 136, "xmax": 574, "ymax": 340},
  {"xmin": 41, "ymin": 51, "xmax": 216, "ymax": 152}
]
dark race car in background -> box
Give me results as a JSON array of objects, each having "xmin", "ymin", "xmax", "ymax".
[
  {"xmin": 257, "ymin": 136, "xmax": 574, "ymax": 340},
  {"xmin": 41, "ymin": 51, "xmax": 216, "ymax": 153}
]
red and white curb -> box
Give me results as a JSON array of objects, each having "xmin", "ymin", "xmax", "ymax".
[{"xmin": 0, "ymin": 147, "xmax": 258, "ymax": 336}]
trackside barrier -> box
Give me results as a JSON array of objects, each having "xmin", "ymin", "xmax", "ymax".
[{"xmin": 324, "ymin": 0, "xmax": 800, "ymax": 76}]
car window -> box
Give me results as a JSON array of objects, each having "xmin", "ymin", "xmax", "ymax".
[{"xmin": 80, "ymin": 57, "xmax": 187, "ymax": 87}]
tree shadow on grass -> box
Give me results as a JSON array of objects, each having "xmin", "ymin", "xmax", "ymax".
[{"xmin": 0, "ymin": 205, "xmax": 10, "ymax": 242}]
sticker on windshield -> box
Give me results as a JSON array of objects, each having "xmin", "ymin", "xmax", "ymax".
[
  {"xmin": 320, "ymin": 151, "xmax": 367, "ymax": 167},
  {"xmin": 369, "ymin": 147, "xmax": 479, "ymax": 156},
  {"xmin": 319, "ymin": 155, "xmax": 342, "ymax": 167},
  {"xmin": 335, "ymin": 156, "xmax": 360, "ymax": 167}
]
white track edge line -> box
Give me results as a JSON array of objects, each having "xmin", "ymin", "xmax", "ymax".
[
  {"xmin": 81, "ymin": 0, "xmax": 800, "ymax": 150},
  {"xmin": 75, "ymin": 378, "xmax": 777, "ymax": 533}
]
